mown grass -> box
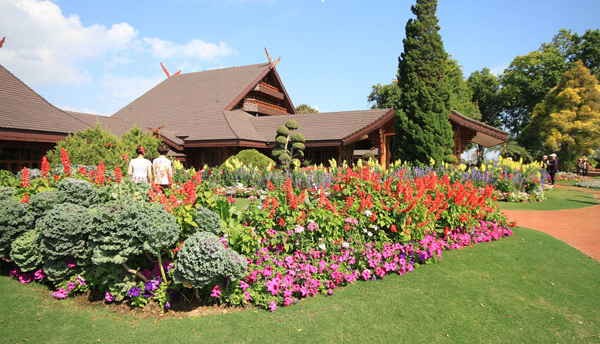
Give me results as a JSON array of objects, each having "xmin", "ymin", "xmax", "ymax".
[
  {"xmin": 497, "ymin": 185, "xmax": 599, "ymax": 211},
  {"xmin": 0, "ymin": 227, "xmax": 598, "ymax": 344}
]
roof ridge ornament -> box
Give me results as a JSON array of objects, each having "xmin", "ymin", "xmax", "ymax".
[
  {"xmin": 160, "ymin": 62, "xmax": 181, "ymax": 78},
  {"xmin": 264, "ymin": 48, "xmax": 280, "ymax": 69}
]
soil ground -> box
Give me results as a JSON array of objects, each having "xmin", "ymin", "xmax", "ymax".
[{"xmin": 501, "ymin": 184, "xmax": 600, "ymax": 261}]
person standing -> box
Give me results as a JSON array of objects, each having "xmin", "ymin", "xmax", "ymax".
[
  {"xmin": 127, "ymin": 146, "xmax": 152, "ymax": 183},
  {"xmin": 582, "ymin": 157, "xmax": 590, "ymax": 177},
  {"xmin": 547, "ymin": 153, "xmax": 558, "ymax": 185},
  {"xmin": 153, "ymin": 144, "xmax": 172, "ymax": 188}
]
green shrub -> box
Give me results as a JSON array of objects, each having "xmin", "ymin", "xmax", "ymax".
[
  {"xmin": 193, "ymin": 206, "xmax": 222, "ymax": 235},
  {"xmin": 0, "ymin": 199, "xmax": 34, "ymax": 259},
  {"xmin": 0, "ymin": 186, "xmax": 16, "ymax": 201},
  {"xmin": 444, "ymin": 154, "xmax": 459, "ymax": 164},
  {"xmin": 285, "ymin": 119, "xmax": 299, "ymax": 130},
  {"xmin": 173, "ymin": 232, "xmax": 246, "ymax": 289},
  {"xmin": 10, "ymin": 230, "xmax": 43, "ymax": 272},
  {"xmin": 276, "ymin": 126, "xmax": 290, "ymax": 136},
  {"xmin": 89, "ymin": 200, "xmax": 178, "ymax": 265},
  {"xmin": 37, "ymin": 203, "xmax": 91, "ymax": 280},
  {"xmin": 220, "ymin": 149, "xmax": 275, "ymax": 170},
  {"xmin": 57, "ymin": 178, "xmax": 100, "ymax": 207},
  {"xmin": 29, "ymin": 189, "xmax": 67, "ymax": 217}
]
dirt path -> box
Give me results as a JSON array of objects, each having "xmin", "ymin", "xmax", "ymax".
[{"xmin": 501, "ymin": 185, "xmax": 600, "ymax": 261}]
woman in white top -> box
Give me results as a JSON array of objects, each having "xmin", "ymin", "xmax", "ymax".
[
  {"xmin": 127, "ymin": 146, "xmax": 152, "ymax": 183},
  {"xmin": 152, "ymin": 144, "xmax": 172, "ymax": 188}
]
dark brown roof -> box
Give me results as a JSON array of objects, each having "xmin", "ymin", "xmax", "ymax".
[
  {"xmin": 0, "ymin": 64, "xmax": 89, "ymax": 134},
  {"xmin": 112, "ymin": 63, "xmax": 274, "ymax": 141},
  {"xmin": 65, "ymin": 110, "xmax": 134, "ymax": 137},
  {"xmin": 251, "ymin": 109, "xmax": 394, "ymax": 144},
  {"xmin": 449, "ymin": 109, "xmax": 508, "ymax": 147}
]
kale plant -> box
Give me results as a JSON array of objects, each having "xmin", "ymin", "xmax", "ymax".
[
  {"xmin": 57, "ymin": 177, "xmax": 101, "ymax": 207},
  {"xmin": 193, "ymin": 206, "xmax": 222, "ymax": 235},
  {"xmin": 29, "ymin": 189, "xmax": 67, "ymax": 217},
  {"xmin": 173, "ymin": 232, "xmax": 246, "ymax": 289},
  {"xmin": 10, "ymin": 229, "xmax": 43, "ymax": 272},
  {"xmin": 0, "ymin": 199, "xmax": 34, "ymax": 258},
  {"xmin": 37, "ymin": 203, "xmax": 92, "ymax": 280},
  {"xmin": 0, "ymin": 186, "xmax": 16, "ymax": 201}
]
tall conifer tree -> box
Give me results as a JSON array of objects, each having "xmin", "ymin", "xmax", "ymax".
[{"xmin": 394, "ymin": 0, "xmax": 454, "ymax": 164}]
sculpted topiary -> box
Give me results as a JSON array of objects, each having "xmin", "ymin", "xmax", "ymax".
[
  {"xmin": 10, "ymin": 229, "xmax": 43, "ymax": 272},
  {"xmin": 272, "ymin": 119, "xmax": 306, "ymax": 169},
  {"xmin": 0, "ymin": 199, "xmax": 34, "ymax": 259},
  {"xmin": 173, "ymin": 232, "xmax": 246, "ymax": 289}
]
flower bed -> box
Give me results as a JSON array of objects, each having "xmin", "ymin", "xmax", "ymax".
[{"xmin": 0, "ymin": 151, "xmax": 515, "ymax": 312}]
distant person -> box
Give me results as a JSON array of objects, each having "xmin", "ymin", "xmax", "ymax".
[
  {"xmin": 582, "ymin": 157, "xmax": 590, "ymax": 177},
  {"xmin": 128, "ymin": 145, "xmax": 152, "ymax": 183},
  {"xmin": 542, "ymin": 155, "xmax": 548, "ymax": 170},
  {"xmin": 153, "ymin": 144, "xmax": 172, "ymax": 188},
  {"xmin": 576, "ymin": 158, "xmax": 583, "ymax": 175},
  {"xmin": 547, "ymin": 153, "xmax": 558, "ymax": 185}
]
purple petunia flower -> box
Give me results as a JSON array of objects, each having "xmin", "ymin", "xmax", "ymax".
[
  {"xmin": 127, "ymin": 287, "xmax": 141, "ymax": 298},
  {"xmin": 105, "ymin": 291, "xmax": 114, "ymax": 302}
]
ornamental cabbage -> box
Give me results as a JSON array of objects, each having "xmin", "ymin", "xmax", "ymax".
[
  {"xmin": 89, "ymin": 200, "xmax": 178, "ymax": 264},
  {"xmin": 29, "ymin": 189, "xmax": 67, "ymax": 217},
  {"xmin": 10, "ymin": 229, "xmax": 43, "ymax": 272},
  {"xmin": 173, "ymin": 232, "xmax": 246, "ymax": 289},
  {"xmin": 57, "ymin": 177, "xmax": 101, "ymax": 207},
  {"xmin": 0, "ymin": 199, "xmax": 34, "ymax": 259},
  {"xmin": 193, "ymin": 206, "xmax": 222, "ymax": 235},
  {"xmin": 0, "ymin": 186, "xmax": 16, "ymax": 201}
]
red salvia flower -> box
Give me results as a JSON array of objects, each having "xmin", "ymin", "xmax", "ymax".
[
  {"xmin": 78, "ymin": 166, "xmax": 88, "ymax": 176},
  {"xmin": 95, "ymin": 161, "xmax": 105, "ymax": 185},
  {"xmin": 122, "ymin": 153, "xmax": 130, "ymax": 164},
  {"xmin": 60, "ymin": 148, "xmax": 71, "ymax": 177},
  {"xmin": 20, "ymin": 192, "xmax": 29, "ymax": 203},
  {"xmin": 20, "ymin": 167, "xmax": 30, "ymax": 188},
  {"xmin": 390, "ymin": 224, "xmax": 397, "ymax": 233},
  {"xmin": 114, "ymin": 164, "xmax": 123, "ymax": 183},
  {"xmin": 41, "ymin": 156, "xmax": 50, "ymax": 178}
]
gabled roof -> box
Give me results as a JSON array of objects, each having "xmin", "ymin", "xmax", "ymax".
[
  {"xmin": 0, "ymin": 64, "xmax": 89, "ymax": 135},
  {"xmin": 251, "ymin": 109, "xmax": 394, "ymax": 145},
  {"xmin": 112, "ymin": 63, "xmax": 294, "ymax": 142},
  {"xmin": 449, "ymin": 109, "xmax": 509, "ymax": 147}
]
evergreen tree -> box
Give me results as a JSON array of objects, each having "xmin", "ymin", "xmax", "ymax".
[{"xmin": 394, "ymin": 0, "xmax": 454, "ymax": 164}]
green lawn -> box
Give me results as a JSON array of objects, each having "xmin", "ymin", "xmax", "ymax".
[
  {"xmin": 0, "ymin": 227, "xmax": 598, "ymax": 344},
  {"xmin": 497, "ymin": 185, "xmax": 599, "ymax": 211}
]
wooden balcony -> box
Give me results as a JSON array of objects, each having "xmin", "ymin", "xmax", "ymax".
[
  {"xmin": 242, "ymin": 98, "xmax": 288, "ymax": 116},
  {"xmin": 253, "ymin": 82, "xmax": 284, "ymax": 100}
]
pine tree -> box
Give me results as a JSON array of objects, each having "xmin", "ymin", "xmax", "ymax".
[{"xmin": 394, "ymin": 0, "xmax": 454, "ymax": 164}]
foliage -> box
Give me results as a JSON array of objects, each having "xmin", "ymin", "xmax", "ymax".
[
  {"xmin": 28, "ymin": 189, "xmax": 66, "ymax": 217},
  {"xmin": 0, "ymin": 199, "xmax": 34, "ymax": 259},
  {"xmin": 173, "ymin": 231, "xmax": 246, "ymax": 289},
  {"xmin": 46, "ymin": 124, "xmax": 120, "ymax": 168},
  {"xmin": 272, "ymin": 120, "xmax": 306, "ymax": 169},
  {"xmin": 394, "ymin": 0, "xmax": 454, "ymax": 164},
  {"xmin": 521, "ymin": 61, "xmax": 600, "ymax": 171},
  {"xmin": 57, "ymin": 178, "xmax": 101, "ymax": 208},
  {"xmin": 220, "ymin": 149, "xmax": 274, "ymax": 171},
  {"xmin": 367, "ymin": 83, "xmax": 401, "ymax": 109},
  {"xmin": 88, "ymin": 200, "xmax": 177, "ymax": 264},
  {"xmin": 99, "ymin": 178, "xmax": 151, "ymax": 203},
  {"xmin": 10, "ymin": 229, "xmax": 43, "ymax": 272},
  {"xmin": 192, "ymin": 206, "xmax": 223, "ymax": 236},
  {"xmin": 37, "ymin": 203, "xmax": 91, "ymax": 280},
  {"xmin": 117, "ymin": 125, "xmax": 162, "ymax": 162},
  {"xmin": 491, "ymin": 140, "xmax": 533, "ymax": 163},
  {"xmin": 0, "ymin": 185, "xmax": 16, "ymax": 200},
  {"xmin": 446, "ymin": 58, "xmax": 481, "ymax": 120},
  {"xmin": 295, "ymin": 104, "xmax": 319, "ymax": 114}
]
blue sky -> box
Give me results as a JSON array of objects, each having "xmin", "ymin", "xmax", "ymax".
[{"xmin": 1, "ymin": 0, "xmax": 599, "ymax": 116}]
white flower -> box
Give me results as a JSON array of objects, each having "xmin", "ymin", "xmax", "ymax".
[
  {"xmin": 362, "ymin": 228, "xmax": 367, "ymax": 233},
  {"xmin": 372, "ymin": 225, "xmax": 379, "ymax": 231},
  {"xmin": 342, "ymin": 242, "xmax": 350, "ymax": 249},
  {"xmin": 367, "ymin": 231, "xmax": 373, "ymax": 237},
  {"xmin": 318, "ymin": 243, "xmax": 326, "ymax": 250},
  {"xmin": 294, "ymin": 225, "xmax": 305, "ymax": 234},
  {"xmin": 364, "ymin": 210, "xmax": 373, "ymax": 217}
]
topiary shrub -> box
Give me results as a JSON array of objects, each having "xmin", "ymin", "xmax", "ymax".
[
  {"xmin": 0, "ymin": 186, "xmax": 16, "ymax": 201},
  {"xmin": 173, "ymin": 232, "xmax": 246, "ymax": 289},
  {"xmin": 192, "ymin": 206, "xmax": 223, "ymax": 235},
  {"xmin": 272, "ymin": 120, "xmax": 305, "ymax": 169},
  {"xmin": 37, "ymin": 203, "xmax": 92, "ymax": 280},
  {"xmin": 29, "ymin": 189, "xmax": 67, "ymax": 217},
  {"xmin": 57, "ymin": 178, "xmax": 101, "ymax": 207},
  {"xmin": 0, "ymin": 199, "xmax": 34, "ymax": 259},
  {"xmin": 10, "ymin": 229, "xmax": 43, "ymax": 272},
  {"xmin": 89, "ymin": 200, "xmax": 178, "ymax": 265},
  {"xmin": 220, "ymin": 149, "xmax": 275, "ymax": 170}
]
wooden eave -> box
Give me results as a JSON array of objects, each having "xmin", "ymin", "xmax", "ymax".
[
  {"xmin": 343, "ymin": 109, "xmax": 395, "ymax": 145},
  {"xmin": 0, "ymin": 128, "xmax": 68, "ymax": 143},
  {"xmin": 225, "ymin": 66, "xmax": 295, "ymax": 114},
  {"xmin": 182, "ymin": 139, "xmax": 268, "ymax": 148},
  {"xmin": 448, "ymin": 110, "xmax": 508, "ymax": 145}
]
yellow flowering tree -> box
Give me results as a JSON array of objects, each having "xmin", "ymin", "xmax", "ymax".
[{"xmin": 522, "ymin": 60, "xmax": 600, "ymax": 170}]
